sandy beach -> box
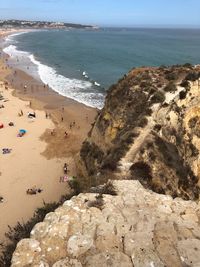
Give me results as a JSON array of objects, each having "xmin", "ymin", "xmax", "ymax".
[{"xmin": 0, "ymin": 30, "xmax": 97, "ymax": 244}]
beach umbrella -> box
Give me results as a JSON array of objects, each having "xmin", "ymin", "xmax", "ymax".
[{"xmin": 19, "ymin": 129, "xmax": 26, "ymax": 134}]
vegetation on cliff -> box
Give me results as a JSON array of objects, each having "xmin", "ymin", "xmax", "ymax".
[{"xmin": 79, "ymin": 64, "xmax": 200, "ymax": 200}]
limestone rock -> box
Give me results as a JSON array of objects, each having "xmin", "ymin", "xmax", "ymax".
[
  {"xmin": 85, "ymin": 252, "xmax": 133, "ymax": 267},
  {"xmin": 11, "ymin": 239, "xmax": 41, "ymax": 266},
  {"xmin": 52, "ymin": 257, "xmax": 82, "ymax": 267},
  {"xmin": 11, "ymin": 180, "xmax": 200, "ymax": 266},
  {"xmin": 67, "ymin": 234, "xmax": 94, "ymax": 257},
  {"xmin": 131, "ymin": 248, "xmax": 165, "ymax": 267}
]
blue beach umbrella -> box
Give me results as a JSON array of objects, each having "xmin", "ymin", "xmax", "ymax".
[{"xmin": 19, "ymin": 129, "xmax": 27, "ymax": 134}]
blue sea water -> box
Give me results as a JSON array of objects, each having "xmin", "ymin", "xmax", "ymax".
[{"xmin": 3, "ymin": 28, "xmax": 200, "ymax": 108}]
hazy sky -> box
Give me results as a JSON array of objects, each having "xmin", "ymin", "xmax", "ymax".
[{"xmin": 0, "ymin": 0, "xmax": 200, "ymax": 27}]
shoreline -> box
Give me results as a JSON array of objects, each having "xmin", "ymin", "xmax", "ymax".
[
  {"xmin": 0, "ymin": 30, "xmax": 97, "ymax": 244},
  {"xmin": 3, "ymin": 29, "xmax": 105, "ymax": 109}
]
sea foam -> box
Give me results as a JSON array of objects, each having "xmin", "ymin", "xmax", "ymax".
[{"xmin": 3, "ymin": 41, "xmax": 104, "ymax": 109}]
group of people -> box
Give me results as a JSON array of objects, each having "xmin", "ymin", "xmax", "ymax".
[
  {"xmin": 69, "ymin": 120, "xmax": 76, "ymax": 130},
  {"xmin": 18, "ymin": 110, "xmax": 36, "ymax": 119},
  {"xmin": 2, "ymin": 148, "xmax": 12, "ymax": 154},
  {"xmin": 50, "ymin": 129, "xmax": 69, "ymax": 138},
  {"xmin": 26, "ymin": 187, "xmax": 43, "ymax": 195}
]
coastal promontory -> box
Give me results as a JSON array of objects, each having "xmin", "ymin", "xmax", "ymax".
[{"xmin": 11, "ymin": 64, "xmax": 200, "ymax": 266}]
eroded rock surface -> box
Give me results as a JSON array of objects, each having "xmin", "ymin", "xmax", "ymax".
[
  {"xmin": 11, "ymin": 180, "xmax": 200, "ymax": 267},
  {"xmin": 79, "ymin": 65, "xmax": 200, "ymax": 200}
]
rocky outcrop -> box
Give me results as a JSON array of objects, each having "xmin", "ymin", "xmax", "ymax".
[
  {"xmin": 79, "ymin": 64, "xmax": 200, "ymax": 200},
  {"xmin": 11, "ymin": 180, "xmax": 200, "ymax": 267}
]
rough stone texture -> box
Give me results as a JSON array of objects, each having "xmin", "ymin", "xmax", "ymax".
[
  {"xmin": 79, "ymin": 65, "xmax": 200, "ymax": 200},
  {"xmin": 11, "ymin": 180, "xmax": 200, "ymax": 267}
]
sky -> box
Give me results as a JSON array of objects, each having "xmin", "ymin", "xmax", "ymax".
[{"xmin": 0, "ymin": 0, "xmax": 200, "ymax": 27}]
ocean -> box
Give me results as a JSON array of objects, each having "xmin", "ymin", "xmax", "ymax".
[{"xmin": 3, "ymin": 28, "xmax": 200, "ymax": 108}]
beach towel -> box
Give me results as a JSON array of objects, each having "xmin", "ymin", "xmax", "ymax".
[{"xmin": 63, "ymin": 175, "xmax": 68, "ymax": 182}]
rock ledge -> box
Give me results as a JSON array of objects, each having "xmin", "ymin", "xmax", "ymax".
[{"xmin": 11, "ymin": 180, "xmax": 200, "ymax": 267}]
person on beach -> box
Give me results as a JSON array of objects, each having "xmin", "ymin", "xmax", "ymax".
[
  {"xmin": 61, "ymin": 116, "xmax": 64, "ymax": 122},
  {"xmin": 45, "ymin": 112, "xmax": 48, "ymax": 119},
  {"xmin": 20, "ymin": 110, "xmax": 23, "ymax": 116},
  {"xmin": 29, "ymin": 101, "xmax": 32, "ymax": 107},
  {"xmin": 69, "ymin": 123, "xmax": 72, "ymax": 130},
  {"xmin": 28, "ymin": 112, "xmax": 36, "ymax": 118},
  {"xmin": 64, "ymin": 131, "xmax": 68, "ymax": 138},
  {"xmin": 63, "ymin": 163, "xmax": 68, "ymax": 174},
  {"xmin": 51, "ymin": 129, "xmax": 55, "ymax": 136}
]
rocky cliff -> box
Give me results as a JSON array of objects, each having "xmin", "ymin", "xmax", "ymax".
[
  {"xmin": 79, "ymin": 64, "xmax": 200, "ymax": 200},
  {"xmin": 11, "ymin": 180, "xmax": 200, "ymax": 267},
  {"xmin": 11, "ymin": 65, "xmax": 200, "ymax": 266}
]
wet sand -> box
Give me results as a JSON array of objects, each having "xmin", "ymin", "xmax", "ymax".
[{"xmin": 0, "ymin": 31, "xmax": 97, "ymax": 244}]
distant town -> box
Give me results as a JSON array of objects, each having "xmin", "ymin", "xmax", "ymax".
[{"xmin": 0, "ymin": 19, "xmax": 98, "ymax": 29}]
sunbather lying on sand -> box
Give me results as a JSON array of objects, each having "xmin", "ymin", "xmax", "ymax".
[{"xmin": 26, "ymin": 188, "xmax": 43, "ymax": 195}]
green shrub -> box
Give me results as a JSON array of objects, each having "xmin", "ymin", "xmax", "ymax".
[
  {"xmin": 180, "ymin": 79, "xmax": 190, "ymax": 89},
  {"xmin": 101, "ymin": 180, "xmax": 117, "ymax": 195},
  {"xmin": 130, "ymin": 161, "xmax": 152, "ymax": 181},
  {"xmin": 154, "ymin": 124, "xmax": 162, "ymax": 132},
  {"xmin": 179, "ymin": 90, "xmax": 187, "ymax": 100},
  {"xmin": 80, "ymin": 141, "xmax": 104, "ymax": 175},
  {"xmin": 188, "ymin": 117, "xmax": 198, "ymax": 129},
  {"xmin": 183, "ymin": 63, "xmax": 193, "ymax": 68},
  {"xmin": 185, "ymin": 71, "xmax": 199, "ymax": 81},
  {"xmin": 149, "ymin": 151, "xmax": 156, "ymax": 162},
  {"xmin": 68, "ymin": 176, "xmax": 82, "ymax": 194},
  {"xmin": 151, "ymin": 91, "xmax": 165, "ymax": 103},
  {"xmin": 138, "ymin": 117, "xmax": 148, "ymax": 128},
  {"xmin": 87, "ymin": 194, "xmax": 104, "ymax": 210},
  {"xmin": 165, "ymin": 72, "xmax": 178, "ymax": 81},
  {"xmin": 164, "ymin": 82, "xmax": 177, "ymax": 92}
]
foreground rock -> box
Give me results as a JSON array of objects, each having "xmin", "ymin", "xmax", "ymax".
[{"xmin": 11, "ymin": 180, "xmax": 200, "ymax": 267}]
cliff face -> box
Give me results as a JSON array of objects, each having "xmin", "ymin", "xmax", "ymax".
[
  {"xmin": 79, "ymin": 64, "xmax": 200, "ymax": 200},
  {"xmin": 11, "ymin": 65, "xmax": 200, "ymax": 266},
  {"xmin": 11, "ymin": 180, "xmax": 200, "ymax": 267}
]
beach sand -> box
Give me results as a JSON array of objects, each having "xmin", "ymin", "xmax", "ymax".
[{"xmin": 0, "ymin": 31, "xmax": 97, "ymax": 244}]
